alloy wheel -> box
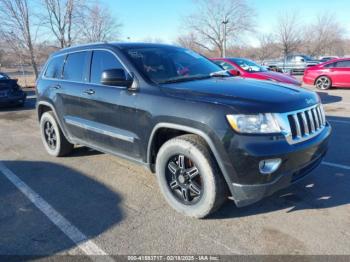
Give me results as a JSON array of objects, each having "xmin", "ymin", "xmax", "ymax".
[
  {"xmin": 43, "ymin": 120, "xmax": 57, "ymax": 150},
  {"xmin": 165, "ymin": 154, "xmax": 203, "ymax": 205},
  {"xmin": 316, "ymin": 77, "xmax": 331, "ymax": 90}
]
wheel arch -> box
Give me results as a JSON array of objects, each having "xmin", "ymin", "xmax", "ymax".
[
  {"xmin": 37, "ymin": 101, "xmax": 72, "ymax": 143},
  {"xmin": 147, "ymin": 123, "xmax": 234, "ymax": 195}
]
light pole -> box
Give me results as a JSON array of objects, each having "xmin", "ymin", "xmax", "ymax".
[{"xmin": 222, "ymin": 19, "xmax": 229, "ymax": 58}]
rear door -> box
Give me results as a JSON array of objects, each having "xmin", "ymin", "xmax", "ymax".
[
  {"xmin": 57, "ymin": 51, "xmax": 91, "ymax": 140},
  {"xmin": 332, "ymin": 60, "xmax": 350, "ymax": 87}
]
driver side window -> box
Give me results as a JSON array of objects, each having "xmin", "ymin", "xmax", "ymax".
[{"xmin": 90, "ymin": 50, "xmax": 125, "ymax": 84}]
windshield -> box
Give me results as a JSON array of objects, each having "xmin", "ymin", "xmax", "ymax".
[
  {"xmin": 301, "ymin": 55, "xmax": 313, "ymax": 61},
  {"xmin": 229, "ymin": 58, "xmax": 267, "ymax": 72},
  {"xmin": 0, "ymin": 73, "xmax": 9, "ymax": 80},
  {"xmin": 122, "ymin": 46, "xmax": 225, "ymax": 84}
]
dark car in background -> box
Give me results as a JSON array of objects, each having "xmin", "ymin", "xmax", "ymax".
[
  {"xmin": 0, "ymin": 72, "xmax": 27, "ymax": 107},
  {"xmin": 303, "ymin": 58, "xmax": 350, "ymax": 90},
  {"xmin": 212, "ymin": 58, "xmax": 301, "ymax": 86},
  {"xmin": 36, "ymin": 43, "xmax": 331, "ymax": 218}
]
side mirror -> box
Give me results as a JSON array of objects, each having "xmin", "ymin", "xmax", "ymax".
[
  {"xmin": 101, "ymin": 69, "xmax": 133, "ymax": 87},
  {"xmin": 229, "ymin": 69, "xmax": 240, "ymax": 76}
]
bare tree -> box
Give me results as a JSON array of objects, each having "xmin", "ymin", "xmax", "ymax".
[
  {"xmin": 176, "ymin": 33, "xmax": 205, "ymax": 51},
  {"xmin": 80, "ymin": 3, "xmax": 122, "ymax": 42},
  {"xmin": 303, "ymin": 13, "xmax": 344, "ymax": 57},
  {"xmin": 275, "ymin": 12, "xmax": 301, "ymax": 58},
  {"xmin": 41, "ymin": 0, "xmax": 83, "ymax": 48},
  {"xmin": 182, "ymin": 0, "xmax": 254, "ymax": 57},
  {"xmin": 0, "ymin": 0, "xmax": 39, "ymax": 78},
  {"xmin": 256, "ymin": 33, "xmax": 279, "ymax": 62}
]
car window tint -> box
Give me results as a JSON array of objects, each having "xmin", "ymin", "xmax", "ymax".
[
  {"xmin": 335, "ymin": 60, "xmax": 350, "ymax": 68},
  {"xmin": 63, "ymin": 52, "xmax": 89, "ymax": 81},
  {"xmin": 0, "ymin": 73, "xmax": 9, "ymax": 79},
  {"xmin": 214, "ymin": 61, "xmax": 235, "ymax": 70},
  {"xmin": 45, "ymin": 56, "xmax": 65, "ymax": 79},
  {"xmin": 324, "ymin": 62, "xmax": 337, "ymax": 68},
  {"xmin": 90, "ymin": 50, "xmax": 124, "ymax": 84}
]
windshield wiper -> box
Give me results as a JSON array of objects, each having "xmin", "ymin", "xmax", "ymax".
[
  {"xmin": 209, "ymin": 70, "xmax": 231, "ymax": 77},
  {"xmin": 159, "ymin": 75, "xmax": 211, "ymax": 84}
]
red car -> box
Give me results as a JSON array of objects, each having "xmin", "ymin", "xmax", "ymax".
[
  {"xmin": 303, "ymin": 58, "xmax": 350, "ymax": 90},
  {"xmin": 212, "ymin": 58, "xmax": 301, "ymax": 86}
]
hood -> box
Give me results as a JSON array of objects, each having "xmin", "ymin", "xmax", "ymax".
[
  {"xmin": 250, "ymin": 71, "xmax": 301, "ymax": 85},
  {"xmin": 161, "ymin": 77, "xmax": 320, "ymax": 114}
]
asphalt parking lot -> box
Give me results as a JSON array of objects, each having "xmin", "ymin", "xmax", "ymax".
[{"xmin": 0, "ymin": 83, "xmax": 349, "ymax": 258}]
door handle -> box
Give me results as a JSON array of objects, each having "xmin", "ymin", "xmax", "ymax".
[{"xmin": 83, "ymin": 89, "xmax": 95, "ymax": 95}]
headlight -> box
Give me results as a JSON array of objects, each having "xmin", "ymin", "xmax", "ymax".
[{"xmin": 226, "ymin": 113, "xmax": 281, "ymax": 134}]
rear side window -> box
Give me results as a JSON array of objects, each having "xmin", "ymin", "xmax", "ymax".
[
  {"xmin": 90, "ymin": 50, "xmax": 124, "ymax": 84},
  {"xmin": 45, "ymin": 56, "xmax": 65, "ymax": 79},
  {"xmin": 63, "ymin": 52, "xmax": 89, "ymax": 81},
  {"xmin": 324, "ymin": 62, "xmax": 336, "ymax": 68},
  {"xmin": 336, "ymin": 60, "xmax": 350, "ymax": 68}
]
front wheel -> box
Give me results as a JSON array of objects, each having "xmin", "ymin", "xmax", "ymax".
[
  {"xmin": 155, "ymin": 134, "xmax": 227, "ymax": 218},
  {"xmin": 40, "ymin": 111, "xmax": 73, "ymax": 157},
  {"xmin": 315, "ymin": 76, "xmax": 332, "ymax": 90}
]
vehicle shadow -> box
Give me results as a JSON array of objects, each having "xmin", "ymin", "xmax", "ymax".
[
  {"xmin": 0, "ymin": 160, "xmax": 123, "ymax": 256},
  {"xmin": 69, "ymin": 146, "xmax": 104, "ymax": 157},
  {"xmin": 317, "ymin": 91, "xmax": 342, "ymax": 104},
  {"xmin": 211, "ymin": 168, "xmax": 349, "ymax": 220},
  {"xmin": 209, "ymin": 115, "xmax": 350, "ymax": 220}
]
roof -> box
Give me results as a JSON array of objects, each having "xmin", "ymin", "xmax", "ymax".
[
  {"xmin": 323, "ymin": 57, "xmax": 350, "ymax": 64},
  {"xmin": 52, "ymin": 42, "xmax": 180, "ymax": 56}
]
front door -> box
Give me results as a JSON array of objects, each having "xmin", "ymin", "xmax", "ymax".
[{"xmin": 332, "ymin": 60, "xmax": 350, "ymax": 87}]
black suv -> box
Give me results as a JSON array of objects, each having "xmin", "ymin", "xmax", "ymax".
[{"xmin": 36, "ymin": 43, "xmax": 331, "ymax": 218}]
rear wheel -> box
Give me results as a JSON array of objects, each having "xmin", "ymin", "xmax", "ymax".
[
  {"xmin": 315, "ymin": 76, "xmax": 332, "ymax": 90},
  {"xmin": 40, "ymin": 111, "xmax": 73, "ymax": 157},
  {"xmin": 155, "ymin": 134, "xmax": 227, "ymax": 218}
]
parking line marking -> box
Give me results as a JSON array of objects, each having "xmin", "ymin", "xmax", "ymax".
[
  {"xmin": 328, "ymin": 119, "xmax": 350, "ymax": 125},
  {"xmin": 322, "ymin": 161, "xmax": 350, "ymax": 170},
  {"xmin": 0, "ymin": 162, "xmax": 111, "ymax": 258}
]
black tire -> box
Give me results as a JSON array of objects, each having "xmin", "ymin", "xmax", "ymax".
[
  {"xmin": 315, "ymin": 76, "xmax": 332, "ymax": 90},
  {"xmin": 40, "ymin": 111, "xmax": 73, "ymax": 157},
  {"xmin": 155, "ymin": 134, "xmax": 227, "ymax": 218}
]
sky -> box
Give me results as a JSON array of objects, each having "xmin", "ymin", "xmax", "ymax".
[{"xmin": 101, "ymin": 0, "xmax": 350, "ymax": 46}]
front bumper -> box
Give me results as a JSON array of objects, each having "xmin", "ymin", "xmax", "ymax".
[{"xmin": 226, "ymin": 123, "xmax": 331, "ymax": 207}]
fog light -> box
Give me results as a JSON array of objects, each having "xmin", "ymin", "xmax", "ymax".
[{"xmin": 259, "ymin": 159, "xmax": 282, "ymax": 175}]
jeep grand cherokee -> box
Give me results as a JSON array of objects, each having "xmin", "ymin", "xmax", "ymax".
[{"xmin": 36, "ymin": 43, "xmax": 331, "ymax": 218}]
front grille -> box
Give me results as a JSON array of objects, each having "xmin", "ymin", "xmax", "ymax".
[{"xmin": 286, "ymin": 104, "xmax": 326, "ymax": 143}]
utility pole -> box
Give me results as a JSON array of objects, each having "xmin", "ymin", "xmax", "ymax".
[{"xmin": 222, "ymin": 18, "xmax": 229, "ymax": 58}]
